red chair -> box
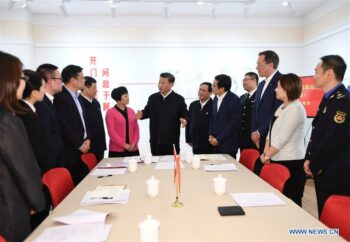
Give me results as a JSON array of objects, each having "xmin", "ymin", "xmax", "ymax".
[
  {"xmin": 239, "ymin": 149, "xmax": 260, "ymax": 171},
  {"xmin": 0, "ymin": 235, "xmax": 6, "ymax": 242},
  {"xmin": 42, "ymin": 168, "xmax": 74, "ymax": 208},
  {"xmin": 260, "ymin": 163, "xmax": 290, "ymax": 192},
  {"xmin": 321, "ymin": 195, "xmax": 350, "ymax": 241},
  {"xmin": 81, "ymin": 153, "xmax": 97, "ymax": 171}
]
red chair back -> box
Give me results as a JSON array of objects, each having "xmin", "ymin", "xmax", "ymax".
[
  {"xmin": 0, "ymin": 235, "xmax": 6, "ymax": 242},
  {"xmin": 239, "ymin": 149, "xmax": 259, "ymax": 171},
  {"xmin": 260, "ymin": 163, "xmax": 290, "ymax": 192},
  {"xmin": 321, "ymin": 195, "xmax": 350, "ymax": 241},
  {"xmin": 81, "ymin": 153, "xmax": 97, "ymax": 171},
  {"xmin": 42, "ymin": 168, "xmax": 74, "ymax": 208}
]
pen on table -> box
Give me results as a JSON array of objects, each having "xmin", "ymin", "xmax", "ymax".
[
  {"xmin": 97, "ymin": 174, "xmax": 113, "ymax": 178},
  {"xmin": 90, "ymin": 196, "xmax": 113, "ymax": 200}
]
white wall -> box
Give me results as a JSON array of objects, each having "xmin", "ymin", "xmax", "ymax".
[{"xmin": 1, "ymin": 2, "xmax": 349, "ymax": 156}]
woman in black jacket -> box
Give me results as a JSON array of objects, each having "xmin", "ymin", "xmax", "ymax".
[{"xmin": 0, "ymin": 51, "xmax": 45, "ymax": 242}]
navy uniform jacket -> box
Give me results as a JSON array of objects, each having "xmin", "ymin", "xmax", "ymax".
[
  {"xmin": 142, "ymin": 91, "xmax": 188, "ymax": 145},
  {"xmin": 251, "ymin": 71, "xmax": 282, "ymax": 140},
  {"xmin": 35, "ymin": 95, "xmax": 64, "ymax": 168},
  {"xmin": 305, "ymin": 84, "xmax": 350, "ymax": 193},
  {"xmin": 78, "ymin": 96, "xmax": 106, "ymax": 157},
  {"xmin": 239, "ymin": 92, "xmax": 256, "ymax": 150},
  {"xmin": 185, "ymin": 98, "xmax": 214, "ymax": 154},
  {"xmin": 209, "ymin": 91, "xmax": 241, "ymax": 157}
]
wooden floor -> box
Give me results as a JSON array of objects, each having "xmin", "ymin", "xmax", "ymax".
[{"xmin": 302, "ymin": 178, "xmax": 318, "ymax": 218}]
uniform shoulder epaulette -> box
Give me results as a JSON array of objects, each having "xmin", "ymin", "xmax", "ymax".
[{"xmin": 335, "ymin": 91, "xmax": 345, "ymax": 99}]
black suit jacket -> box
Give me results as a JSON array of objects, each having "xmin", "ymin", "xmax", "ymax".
[
  {"xmin": 186, "ymin": 98, "xmax": 214, "ymax": 154},
  {"xmin": 54, "ymin": 86, "xmax": 88, "ymax": 166},
  {"xmin": 306, "ymin": 84, "xmax": 350, "ymax": 193},
  {"xmin": 239, "ymin": 92, "xmax": 256, "ymax": 150},
  {"xmin": 78, "ymin": 96, "xmax": 106, "ymax": 156},
  {"xmin": 18, "ymin": 100, "xmax": 52, "ymax": 173},
  {"xmin": 35, "ymin": 95, "xmax": 64, "ymax": 167},
  {"xmin": 142, "ymin": 91, "xmax": 188, "ymax": 145},
  {"xmin": 0, "ymin": 108, "xmax": 45, "ymax": 242},
  {"xmin": 209, "ymin": 91, "xmax": 241, "ymax": 157},
  {"xmin": 252, "ymin": 71, "xmax": 283, "ymax": 139}
]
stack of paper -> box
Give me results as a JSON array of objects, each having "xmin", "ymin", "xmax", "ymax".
[
  {"xmin": 231, "ymin": 192, "xmax": 287, "ymax": 207},
  {"xmin": 204, "ymin": 163, "xmax": 237, "ymax": 172},
  {"xmin": 195, "ymin": 154, "xmax": 228, "ymax": 161},
  {"xmin": 90, "ymin": 168, "xmax": 127, "ymax": 176},
  {"xmin": 122, "ymin": 156, "xmax": 142, "ymax": 163},
  {"xmin": 81, "ymin": 185, "xmax": 130, "ymax": 205},
  {"xmin": 155, "ymin": 161, "xmax": 184, "ymax": 170},
  {"xmin": 97, "ymin": 161, "xmax": 128, "ymax": 169},
  {"xmin": 34, "ymin": 223, "xmax": 113, "ymax": 242},
  {"xmin": 53, "ymin": 209, "xmax": 110, "ymax": 225}
]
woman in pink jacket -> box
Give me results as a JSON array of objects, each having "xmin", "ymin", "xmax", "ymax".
[{"xmin": 106, "ymin": 86, "xmax": 140, "ymax": 157}]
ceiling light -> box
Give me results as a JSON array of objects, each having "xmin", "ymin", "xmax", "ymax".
[
  {"xmin": 197, "ymin": 1, "xmax": 204, "ymax": 5},
  {"xmin": 281, "ymin": 1, "xmax": 289, "ymax": 6}
]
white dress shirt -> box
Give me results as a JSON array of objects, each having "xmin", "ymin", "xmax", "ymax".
[
  {"xmin": 216, "ymin": 91, "xmax": 228, "ymax": 111},
  {"xmin": 22, "ymin": 100, "xmax": 36, "ymax": 113},
  {"xmin": 267, "ymin": 100, "xmax": 307, "ymax": 161},
  {"xmin": 45, "ymin": 93, "xmax": 54, "ymax": 104},
  {"xmin": 161, "ymin": 90, "xmax": 173, "ymax": 99},
  {"xmin": 261, "ymin": 70, "xmax": 278, "ymax": 98},
  {"xmin": 200, "ymin": 98, "xmax": 210, "ymax": 110}
]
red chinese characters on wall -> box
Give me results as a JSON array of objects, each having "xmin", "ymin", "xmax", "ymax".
[
  {"xmin": 299, "ymin": 76, "xmax": 323, "ymax": 117},
  {"xmin": 89, "ymin": 56, "xmax": 111, "ymax": 111}
]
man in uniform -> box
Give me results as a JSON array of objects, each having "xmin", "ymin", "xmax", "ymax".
[
  {"xmin": 304, "ymin": 55, "xmax": 350, "ymax": 216},
  {"xmin": 239, "ymin": 72, "xmax": 258, "ymax": 151}
]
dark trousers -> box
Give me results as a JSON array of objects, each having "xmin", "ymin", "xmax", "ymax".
[
  {"xmin": 94, "ymin": 150, "xmax": 105, "ymax": 162},
  {"xmin": 151, "ymin": 143, "xmax": 180, "ymax": 156},
  {"xmin": 109, "ymin": 150, "xmax": 140, "ymax": 158},
  {"xmin": 31, "ymin": 186, "xmax": 51, "ymax": 231},
  {"xmin": 66, "ymin": 160, "xmax": 89, "ymax": 186},
  {"xmin": 271, "ymin": 159, "xmax": 306, "ymax": 207}
]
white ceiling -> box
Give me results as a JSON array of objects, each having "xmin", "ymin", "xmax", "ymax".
[{"xmin": 0, "ymin": 0, "xmax": 330, "ymax": 18}]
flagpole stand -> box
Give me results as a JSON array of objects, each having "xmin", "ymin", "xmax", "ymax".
[{"xmin": 171, "ymin": 196, "xmax": 184, "ymax": 208}]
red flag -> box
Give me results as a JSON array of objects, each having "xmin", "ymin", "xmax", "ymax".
[{"xmin": 173, "ymin": 145, "xmax": 181, "ymax": 195}]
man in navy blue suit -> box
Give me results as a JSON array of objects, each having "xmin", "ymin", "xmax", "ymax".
[
  {"xmin": 209, "ymin": 74, "xmax": 241, "ymax": 158},
  {"xmin": 251, "ymin": 50, "xmax": 283, "ymax": 174},
  {"xmin": 79, "ymin": 76, "xmax": 106, "ymax": 162},
  {"xmin": 35, "ymin": 63, "xmax": 64, "ymax": 168},
  {"xmin": 54, "ymin": 65, "xmax": 90, "ymax": 185}
]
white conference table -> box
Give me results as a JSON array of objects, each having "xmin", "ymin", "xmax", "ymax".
[{"xmin": 26, "ymin": 155, "xmax": 344, "ymax": 241}]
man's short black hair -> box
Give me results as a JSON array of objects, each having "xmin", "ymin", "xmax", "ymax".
[
  {"xmin": 61, "ymin": 65, "xmax": 83, "ymax": 84},
  {"xmin": 200, "ymin": 82, "xmax": 212, "ymax": 92},
  {"xmin": 215, "ymin": 74, "xmax": 231, "ymax": 92},
  {"xmin": 245, "ymin": 72, "xmax": 259, "ymax": 84},
  {"xmin": 84, "ymin": 76, "xmax": 97, "ymax": 88},
  {"xmin": 259, "ymin": 50, "xmax": 279, "ymax": 69},
  {"xmin": 320, "ymin": 55, "xmax": 347, "ymax": 82},
  {"xmin": 160, "ymin": 72, "xmax": 175, "ymax": 83},
  {"xmin": 36, "ymin": 63, "xmax": 59, "ymax": 82}
]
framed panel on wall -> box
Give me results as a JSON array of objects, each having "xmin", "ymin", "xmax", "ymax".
[{"xmin": 299, "ymin": 76, "xmax": 323, "ymax": 118}]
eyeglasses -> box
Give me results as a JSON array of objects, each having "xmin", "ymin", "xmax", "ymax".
[{"xmin": 20, "ymin": 76, "xmax": 29, "ymax": 82}]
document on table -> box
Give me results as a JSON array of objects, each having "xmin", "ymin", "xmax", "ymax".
[
  {"xmin": 196, "ymin": 154, "xmax": 228, "ymax": 161},
  {"xmin": 154, "ymin": 161, "xmax": 184, "ymax": 170},
  {"xmin": 231, "ymin": 192, "xmax": 287, "ymax": 207},
  {"xmin": 97, "ymin": 161, "xmax": 127, "ymax": 169},
  {"xmin": 159, "ymin": 155, "xmax": 185, "ymax": 162},
  {"xmin": 203, "ymin": 163, "xmax": 237, "ymax": 172},
  {"xmin": 34, "ymin": 223, "xmax": 112, "ymax": 242},
  {"xmin": 122, "ymin": 156, "xmax": 142, "ymax": 163},
  {"xmin": 53, "ymin": 209, "xmax": 109, "ymax": 225},
  {"xmin": 80, "ymin": 189, "xmax": 130, "ymax": 205},
  {"xmin": 90, "ymin": 168, "xmax": 127, "ymax": 176}
]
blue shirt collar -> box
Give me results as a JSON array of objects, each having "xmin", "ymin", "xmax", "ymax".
[
  {"xmin": 324, "ymin": 83, "xmax": 342, "ymax": 99},
  {"xmin": 64, "ymin": 85, "xmax": 79, "ymax": 99}
]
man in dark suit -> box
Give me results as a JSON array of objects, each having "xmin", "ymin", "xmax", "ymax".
[
  {"xmin": 239, "ymin": 72, "xmax": 258, "ymax": 151},
  {"xmin": 304, "ymin": 55, "xmax": 350, "ymax": 216},
  {"xmin": 135, "ymin": 72, "xmax": 188, "ymax": 155},
  {"xmin": 35, "ymin": 63, "xmax": 64, "ymax": 168},
  {"xmin": 79, "ymin": 76, "xmax": 106, "ymax": 162},
  {"xmin": 252, "ymin": 50, "xmax": 283, "ymax": 174},
  {"xmin": 54, "ymin": 65, "xmax": 90, "ymax": 185},
  {"xmin": 209, "ymin": 74, "xmax": 241, "ymax": 158},
  {"xmin": 186, "ymin": 82, "xmax": 214, "ymax": 154}
]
